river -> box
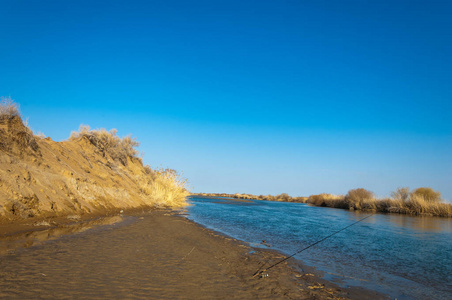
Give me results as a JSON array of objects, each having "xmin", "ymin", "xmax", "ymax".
[{"xmin": 184, "ymin": 196, "xmax": 452, "ymax": 300}]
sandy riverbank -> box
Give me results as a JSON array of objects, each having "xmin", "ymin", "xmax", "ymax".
[
  {"xmin": 0, "ymin": 111, "xmax": 189, "ymax": 223},
  {"xmin": 0, "ymin": 210, "xmax": 387, "ymax": 299}
]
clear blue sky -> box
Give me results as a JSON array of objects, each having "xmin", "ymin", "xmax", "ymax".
[{"xmin": 1, "ymin": 0, "xmax": 451, "ymax": 200}]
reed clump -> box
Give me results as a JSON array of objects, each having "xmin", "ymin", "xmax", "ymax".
[
  {"xmin": 307, "ymin": 187, "xmax": 451, "ymax": 217},
  {"xmin": 140, "ymin": 167, "xmax": 190, "ymax": 207}
]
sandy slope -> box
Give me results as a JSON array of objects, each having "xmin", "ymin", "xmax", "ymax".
[{"xmin": 0, "ymin": 115, "xmax": 165, "ymax": 223}]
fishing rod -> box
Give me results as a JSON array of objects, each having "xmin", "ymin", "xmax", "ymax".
[{"xmin": 252, "ymin": 213, "xmax": 376, "ymax": 278}]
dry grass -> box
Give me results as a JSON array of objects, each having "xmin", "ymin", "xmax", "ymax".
[
  {"xmin": 193, "ymin": 192, "xmax": 307, "ymax": 203},
  {"xmin": 140, "ymin": 167, "xmax": 189, "ymax": 207},
  {"xmin": 196, "ymin": 188, "xmax": 450, "ymax": 217},
  {"xmin": 0, "ymin": 96, "xmax": 20, "ymax": 119},
  {"xmin": 307, "ymin": 193, "xmax": 345, "ymax": 207},
  {"xmin": 34, "ymin": 131, "xmax": 46, "ymax": 139},
  {"xmin": 0, "ymin": 97, "xmax": 40, "ymax": 153},
  {"xmin": 70, "ymin": 125, "xmax": 190, "ymax": 207},
  {"xmin": 70, "ymin": 125, "xmax": 139, "ymax": 165},
  {"xmin": 307, "ymin": 187, "xmax": 451, "ymax": 217},
  {"xmin": 388, "ymin": 194, "xmax": 451, "ymax": 217},
  {"xmin": 411, "ymin": 187, "xmax": 442, "ymax": 202},
  {"xmin": 1, "ymin": 96, "xmax": 45, "ymax": 140},
  {"xmin": 262, "ymin": 193, "xmax": 307, "ymax": 202}
]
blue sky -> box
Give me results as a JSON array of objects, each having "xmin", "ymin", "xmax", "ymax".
[{"xmin": 1, "ymin": 0, "xmax": 451, "ymax": 200}]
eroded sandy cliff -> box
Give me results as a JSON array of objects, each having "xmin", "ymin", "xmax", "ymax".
[{"xmin": 0, "ymin": 115, "xmax": 188, "ymax": 223}]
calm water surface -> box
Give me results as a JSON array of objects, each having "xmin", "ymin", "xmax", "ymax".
[{"xmin": 185, "ymin": 196, "xmax": 452, "ymax": 300}]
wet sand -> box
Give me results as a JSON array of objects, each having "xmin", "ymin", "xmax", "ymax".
[{"xmin": 0, "ymin": 210, "xmax": 387, "ymax": 299}]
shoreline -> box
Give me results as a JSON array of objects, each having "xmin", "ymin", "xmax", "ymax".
[
  {"xmin": 193, "ymin": 193, "xmax": 452, "ymax": 218},
  {"xmin": 178, "ymin": 212, "xmax": 388, "ymax": 300},
  {"xmin": 0, "ymin": 209, "xmax": 387, "ymax": 299}
]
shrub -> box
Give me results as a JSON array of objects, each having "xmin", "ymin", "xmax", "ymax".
[
  {"xmin": 0, "ymin": 96, "xmax": 20, "ymax": 119},
  {"xmin": 411, "ymin": 187, "xmax": 441, "ymax": 203},
  {"xmin": 0, "ymin": 97, "xmax": 40, "ymax": 153},
  {"xmin": 391, "ymin": 187, "xmax": 410, "ymax": 202},
  {"xmin": 345, "ymin": 188, "xmax": 373, "ymax": 202},
  {"xmin": 306, "ymin": 186, "xmax": 451, "ymax": 217},
  {"xmin": 70, "ymin": 125, "xmax": 139, "ymax": 165},
  {"xmin": 344, "ymin": 188, "xmax": 375, "ymax": 210},
  {"xmin": 276, "ymin": 193, "xmax": 290, "ymax": 202},
  {"xmin": 265, "ymin": 194, "xmax": 275, "ymax": 201},
  {"xmin": 307, "ymin": 193, "xmax": 345, "ymax": 207},
  {"xmin": 291, "ymin": 196, "xmax": 308, "ymax": 203}
]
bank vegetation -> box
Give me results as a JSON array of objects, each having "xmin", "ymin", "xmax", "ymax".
[
  {"xmin": 307, "ymin": 187, "xmax": 451, "ymax": 218},
  {"xmin": 195, "ymin": 187, "xmax": 450, "ymax": 218},
  {"xmin": 193, "ymin": 192, "xmax": 307, "ymax": 203}
]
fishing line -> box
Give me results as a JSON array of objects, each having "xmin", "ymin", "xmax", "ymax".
[{"xmin": 252, "ymin": 213, "xmax": 375, "ymax": 278}]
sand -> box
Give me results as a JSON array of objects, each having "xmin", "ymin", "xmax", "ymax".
[
  {"xmin": 0, "ymin": 210, "xmax": 387, "ymax": 299},
  {"xmin": 0, "ymin": 115, "xmax": 188, "ymax": 222}
]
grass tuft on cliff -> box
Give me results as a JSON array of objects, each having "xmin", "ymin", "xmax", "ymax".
[
  {"xmin": 0, "ymin": 96, "xmax": 20, "ymax": 119},
  {"xmin": 70, "ymin": 125, "xmax": 140, "ymax": 166}
]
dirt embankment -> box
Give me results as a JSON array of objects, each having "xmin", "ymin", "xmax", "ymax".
[{"xmin": 0, "ymin": 115, "xmax": 183, "ymax": 224}]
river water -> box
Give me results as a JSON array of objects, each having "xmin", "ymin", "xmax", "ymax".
[{"xmin": 184, "ymin": 196, "xmax": 452, "ymax": 300}]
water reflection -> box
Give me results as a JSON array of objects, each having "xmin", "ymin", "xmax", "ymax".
[
  {"xmin": 0, "ymin": 216, "xmax": 123, "ymax": 256},
  {"xmin": 385, "ymin": 213, "xmax": 452, "ymax": 233}
]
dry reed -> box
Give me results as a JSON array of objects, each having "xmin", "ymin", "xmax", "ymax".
[
  {"xmin": 140, "ymin": 168, "xmax": 189, "ymax": 207},
  {"xmin": 307, "ymin": 187, "xmax": 451, "ymax": 218}
]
